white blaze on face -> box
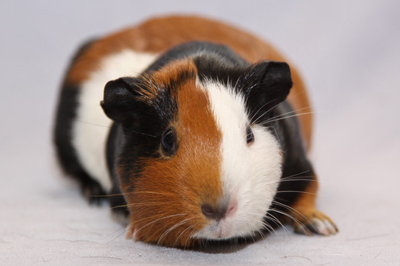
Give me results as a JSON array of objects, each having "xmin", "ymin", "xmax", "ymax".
[{"xmin": 194, "ymin": 80, "xmax": 282, "ymax": 239}]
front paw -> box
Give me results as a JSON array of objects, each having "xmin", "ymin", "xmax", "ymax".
[{"xmin": 291, "ymin": 209, "xmax": 338, "ymax": 236}]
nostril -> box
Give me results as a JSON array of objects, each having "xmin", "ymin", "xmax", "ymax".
[
  {"xmin": 201, "ymin": 204, "xmax": 217, "ymax": 219},
  {"xmin": 201, "ymin": 200, "xmax": 238, "ymax": 220},
  {"xmin": 226, "ymin": 200, "xmax": 238, "ymax": 217}
]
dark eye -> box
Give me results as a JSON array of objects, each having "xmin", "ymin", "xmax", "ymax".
[
  {"xmin": 161, "ymin": 128, "xmax": 177, "ymax": 156},
  {"xmin": 246, "ymin": 125, "xmax": 254, "ymax": 144}
]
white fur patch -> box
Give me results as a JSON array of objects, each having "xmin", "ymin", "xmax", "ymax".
[
  {"xmin": 72, "ymin": 50, "xmax": 157, "ymax": 192},
  {"xmin": 194, "ymin": 80, "xmax": 282, "ymax": 239}
]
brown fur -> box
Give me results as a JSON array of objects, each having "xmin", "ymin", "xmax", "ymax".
[{"xmin": 120, "ymin": 60, "xmax": 223, "ymax": 247}]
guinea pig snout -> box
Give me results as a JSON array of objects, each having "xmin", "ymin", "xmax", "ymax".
[{"xmin": 201, "ymin": 199, "xmax": 238, "ymax": 221}]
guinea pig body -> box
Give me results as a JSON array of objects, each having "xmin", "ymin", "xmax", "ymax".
[{"xmin": 54, "ymin": 15, "xmax": 337, "ymax": 248}]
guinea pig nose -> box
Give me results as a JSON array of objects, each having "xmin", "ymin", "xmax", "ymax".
[
  {"xmin": 201, "ymin": 204, "xmax": 220, "ymax": 220},
  {"xmin": 201, "ymin": 203, "xmax": 227, "ymax": 220}
]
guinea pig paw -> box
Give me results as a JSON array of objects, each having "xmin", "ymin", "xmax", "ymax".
[
  {"xmin": 291, "ymin": 209, "xmax": 338, "ymax": 236},
  {"xmin": 126, "ymin": 225, "xmax": 136, "ymax": 240},
  {"xmin": 126, "ymin": 225, "xmax": 145, "ymax": 242}
]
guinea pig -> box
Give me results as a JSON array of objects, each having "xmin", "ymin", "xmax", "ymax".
[{"xmin": 54, "ymin": 15, "xmax": 338, "ymax": 248}]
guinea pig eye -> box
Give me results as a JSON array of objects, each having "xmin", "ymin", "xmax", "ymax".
[
  {"xmin": 246, "ymin": 125, "xmax": 255, "ymax": 144},
  {"xmin": 161, "ymin": 128, "xmax": 177, "ymax": 156}
]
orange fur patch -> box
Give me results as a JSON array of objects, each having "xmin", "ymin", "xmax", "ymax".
[{"xmin": 121, "ymin": 60, "xmax": 223, "ymax": 247}]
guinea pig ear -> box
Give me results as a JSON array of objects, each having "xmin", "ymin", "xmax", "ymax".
[
  {"xmin": 243, "ymin": 61, "xmax": 293, "ymax": 122},
  {"xmin": 101, "ymin": 77, "xmax": 142, "ymax": 124}
]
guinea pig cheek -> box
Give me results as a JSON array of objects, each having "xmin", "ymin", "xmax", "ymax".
[
  {"xmin": 123, "ymin": 157, "xmax": 214, "ymax": 247},
  {"xmin": 193, "ymin": 127, "xmax": 282, "ymax": 240},
  {"xmin": 227, "ymin": 126, "xmax": 282, "ymax": 236}
]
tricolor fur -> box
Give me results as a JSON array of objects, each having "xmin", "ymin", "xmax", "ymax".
[{"xmin": 54, "ymin": 15, "xmax": 337, "ymax": 248}]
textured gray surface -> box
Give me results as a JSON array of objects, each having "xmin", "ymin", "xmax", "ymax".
[{"xmin": 1, "ymin": 0, "xmax": 400, "ymax": 265}]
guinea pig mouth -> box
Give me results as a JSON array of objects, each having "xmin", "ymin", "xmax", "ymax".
[
  {"xmin": 210, "ymin": 223, "xmax": 234, "ymax": 239},
  {"xmin": 193, "ymin": 209, "xmax": 262, "ymax": 241},
  {"xmin": 192, "ymin": 217, "xmax": 243, "ymax": 240}
]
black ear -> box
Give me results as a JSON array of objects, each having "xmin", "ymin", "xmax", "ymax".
[
  {"xmin": 243, "ymin": 61, "xmax": 293, "ymax": 122},
  {"xmin": 101, "ymin": 77, "xmax": 142, "ymax": 124}
]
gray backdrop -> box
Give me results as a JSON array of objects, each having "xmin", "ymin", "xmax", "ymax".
[{"xmin": 1, "ymin": 0, "xmax": 399, "ymax": 265}]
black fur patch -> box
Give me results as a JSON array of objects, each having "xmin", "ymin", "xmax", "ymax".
[
  {"xmin": 53, "ymin": 83, "xmax": 106, "ymax": 204},
  {"xmin": 54, "ymin": 38, "xmax": 106, "ymax": 204},
  {"xmin": 147, "ymin": 41, "xmax": 248, "ymax": 73},
  {"xmin": 103, "ymin": 77, "xmax": 180, "ymax": 182},
  {"xmin": 269, "ymin": 101, "xmax": 313, "ymax": 209},
  {"xmin": 106, "ymin": 123, "xmax": 129, "ymax": 217}
]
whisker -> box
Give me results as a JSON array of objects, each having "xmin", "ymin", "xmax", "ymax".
[
  {"xmin": 281, "ymin": 169, "xmax": 310, "ymax": 179},
  {"xmin": 250, "ymin": 100, "xmax": 281, "ymax": 124},
  {"xmin": 129, "ymin": 212, "xmax": 182, "ymax": 226},
  {"xmin": 102, "ymin": 228, "xmax": 127, "ymax": 245},
  {"xmin": 263, "ymin": 177, "xmax": 315, "ymax": 186},
  {"xmin": 92, "ymin": 190, "xmax": 178, "ymax": 199},
  {"xmin": 232, "ymin": 74, "xmax": 242, "ymax": 94},
  {"xmin": 110, "ymin": 202, "xmax": 171, "ymax": 210},
  {"xmin": 272, "ymin": 201, "xmax": 311, "ymax": 225},
  {"xmin": 265, "ymin": 213, "xmax": 291, "ymax": 235},
  {"xmin": 74, "ymin": 119, "xmax": 111, "ymax": 129},
  {"xmin": 74, "ymin": 118, "xmax": 157, "ymax": 138},
  {"xmin": 174, "ymin": 225, "xmax": 194, "ymax": 247},
  {"xmin": 261, "ymin": 111, "xmax": 315, "ymax": 125},
  {"xmin": 123, "ymin": 191, "xmax": 176, "ymax": 197},
  {"xmin": 260, "ymin": 221, "xmax": 275, "ymax": 236},
  {"xmin": 134, "ymin": 213, "xmax": 187, "ymax": 236},
  {"xmin": 250, "ymin": 87, "xmax": 315, "ymax": 125},
  {"xmin": 276, "ymin": 190, "xmax": 317, "ymax": 196},
  {"xmin": 184, "ymin": 229, "xmax": 196, "ymax": 250},
  {"xmin": 265, "ymin": 106, "xmax": 313, "ymax": 122},
  {"xmin": 277, "ymin": 179, "xmax": 316, "ymax": 185},
  {"xmin": 268, "ymin": 208, "xmax": 307, "ymax": 231},
  {"xmin": 125, "ymin": 129, "xmax": 158, "ymax": 138},
  {"xmin": 157, "ymin": 218, "xmax": 191, "ymax": 245}
]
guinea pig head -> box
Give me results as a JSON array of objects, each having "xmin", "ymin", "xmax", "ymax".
[{"xmin": 101, "ymin": 59, "xmax": 292, "ymax": 247}]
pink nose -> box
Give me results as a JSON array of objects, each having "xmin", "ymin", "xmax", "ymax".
[{"xmin": 226, "ymin": 199, "xmax": 238, "ymax": 218}]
